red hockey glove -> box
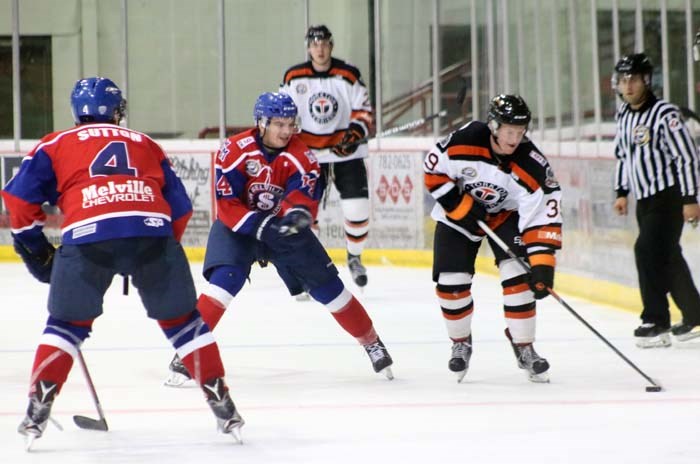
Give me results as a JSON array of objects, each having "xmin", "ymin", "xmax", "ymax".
[
  {"xmin": 332, "ymin": 123, "xmax": 365, "ymax": 157},
  {"xmin": 13, "ymin": 234, "xmax": 55, "ymax": 283},
  {"xmin": 529, "ymin": 265, "xmax": 554, "ymax": 299},
  {"xmin": 446, "ymin": 195, "xmax": 486, "ymax": 235}
]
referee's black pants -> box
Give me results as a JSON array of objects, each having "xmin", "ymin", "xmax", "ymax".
[{"xmin": 634, "ymin": 185, "xmax": 700, "ymax": 327}]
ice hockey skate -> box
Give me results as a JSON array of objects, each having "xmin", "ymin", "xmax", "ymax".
[
  {"xmin": 348, "ymin": 253, "xmax": 368, "ymax": 288},
  {"xmin": 18, "ymin": 380, "xmax": 58, "ymax": 451},
  {"xmin": 164, "ymin": 353, "xmax": 196, "ymax": 388},
  {"xmin": 363, "ymin": 337, "xmax": 393, "ymax": 379},
  {"xmin": 448, "ymin": 335, "xmax": 473, "ymax": 383},
  {"xmin": 505, "ymin": 329, "xmax": 550, "ymax": 383},
  {"xmin": 670, "ymin": 321, "xmax": 700, "ymax": 343},
  {"xmin": 202, "ymin": 377, "xmax": 245, "ymax": 443},
  {"xmin": 634, "ymin": 322, "xmax": 671, "ymax": 348}
]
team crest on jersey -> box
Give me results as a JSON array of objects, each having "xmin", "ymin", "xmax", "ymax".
[
  {"xmin": 544, "ymin": 166, "xmax": 559, "ymax": 188},
  {"xmin": 309, "ymin": 92, "xmax": 339, "ymax": 124},
  {"xmin": 245, "ymin": 159, "xmax": 263, "ymax": 176},
  {"xmin": 466, "ymin": 181, "xmax": 507, "ymax": 207},
  {"xmin": 246, "ymin": 165, "xmax": 284, "ymax": 213},
  {"xmin": 296, "ymin": 83, "xmax": 308, "ymax": 94},
  {"xmin": 461, "ymin": 167, "xmax": 478, "ymax": 179},
  {"xmin": 633, "ymin": 125, "xmax": 650, "ymax": 146}
]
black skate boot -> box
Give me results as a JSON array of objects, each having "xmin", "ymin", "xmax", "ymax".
[
  {"xmin": 348, "ymin": 253, "xmax": 368, "ymax": 288},
  {"xmin": 634, "ymin": 322, "xmax": 671, "ymax": 348},
  {"xmin": 164, "ymin": 353, "xmax": 195, "ymax": 388},
  {"xmin": 670, "ymin": 321, "xmax": 700, "ymax": 343},
  {"xmin": 448, "ymin": 335, "xmax": 473, "ymax": 383},
  {"xmin": 363, "ymin": 337, "xmax": 393, "ymax": 380},
  {"xmin": 202, "ymin": 377, "xmax": 245, "ymax": 443},
  {"xmin": 505, "ymin": 329, "xmax": 550, "ymax": 383},
  {"xmin": 18, "ymin": 380, "xmax": 59, "ymax": 450}
]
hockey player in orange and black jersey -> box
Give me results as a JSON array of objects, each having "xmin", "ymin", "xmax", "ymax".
[
  {"xmin": 424, "ymin": 94, "xmax": 562, "ymax": 384},
  {"xmin": 280, "ymin": 25, "xmax": 374, "ymax": 288},
  {"xmin": 164, "ymin": 92, "xmax": 393, "ymax": 386}
]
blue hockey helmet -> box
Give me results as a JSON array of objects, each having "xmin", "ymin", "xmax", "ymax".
[
  {"xmin": 253, "ymin": 92, "xmax": 298, "ymax": 126},
  {"xmin": 70, "ymin": 77, "xmax": 126, "ymax": 124}
]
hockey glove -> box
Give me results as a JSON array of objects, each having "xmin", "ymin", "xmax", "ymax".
[
  {"xmin": 13, "ymin": 234, "xmax": 55, "ymax": 283},
  {"xmin": 332, "ymin": 122, "xmax": 365, "ymax": 157},
  {"xmin": 528, "ymin": 265, "xmax": 554, "ymax": 300},
  {"xmin": 256, "ymin": 215, "xmax": 303, "ymax": 254},
  {"xmin": 446, "ymin": 195, "xmax": 486, "ymax": 235},
  {"xmin": 278, "ymin": 206, "xmax": 312, "ymax": 236}
]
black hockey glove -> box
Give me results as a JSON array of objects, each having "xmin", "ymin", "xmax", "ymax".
[
  {"xmin": 256, "ymin": 215, "xmax": 307, "ymax": 254},
  {"xmin": 529, "ymin": 265, "xmax": 554, "ymax": 300},
  {"xmin": 278, "ymin": 206, "xmax": 312, "ymax": 236},
  {"xmin": 13, "ymin": 234, "xmax": 55, "ymax": 284},
  {"xmin": 332, "ymin": 122, "xmax": 365, "ymax": 157},
  {"xmin": 446, "ymin": 195, "xmax": 486, "ymax": 235}
]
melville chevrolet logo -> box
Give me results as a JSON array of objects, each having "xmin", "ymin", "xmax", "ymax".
[
  {"xmin": 81, "ymin": 180, "xmax": 155, "ymax": 208},
  {"xmin": 375, "ymin": 175, "xmax": 413, "ymax": 204}
]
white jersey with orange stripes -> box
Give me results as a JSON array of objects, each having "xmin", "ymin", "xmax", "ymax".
[
  {"xmin": 424, "ymin": 121, "xmax": 562, "ymax": 259},
  {"xmin": 281, "ymin": 57, "xmax": 373, "ymax": 164}
]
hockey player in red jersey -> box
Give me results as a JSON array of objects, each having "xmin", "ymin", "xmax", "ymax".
[
  {"xmin": 280, "ymin": 25, "xmax": 374, "ymax": 288},
  {"xmin": 424, "ymin": 94, "xmax": 562, "ymax": 383},
  {"xmin": 2, "ymin": 77, "xmax": 243, "ymax": 448},
  {"xmin": 164, "ymin": 92, "xmax": 393, "ymax": 387}
]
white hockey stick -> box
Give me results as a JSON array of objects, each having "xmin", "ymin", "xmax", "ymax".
[
  {"xmin": 337, "ymin": 110, "xmax": 448, "ymax": 150},
  {"xmin": 476, "ymin": 219, "xmax": 663, "ymax": 392}
]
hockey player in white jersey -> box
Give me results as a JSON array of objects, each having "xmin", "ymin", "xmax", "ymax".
[
  {"xmin": 281, "ymin": 25, "xmax": 374, "ymax": 288},
  {"xmin": 424, "ymin": 95, "xmax": 562, "ymax": 383}
]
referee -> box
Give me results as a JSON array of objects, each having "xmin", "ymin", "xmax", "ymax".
[{"xmin": 612, "ymin": 53, "xmax": 700, "ymax": 347}]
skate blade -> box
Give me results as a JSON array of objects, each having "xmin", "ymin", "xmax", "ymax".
[
  {"xmin": 635, "ymin": 334, "xmax": 671, "ymax": 348},
  {"xmin": 527, "ymin": 371, "xmax": 550, "ymax": 383},
  {"xmin": 164, "ymin": 372, "xmax": 197, "ymax": 388},
  {"xmin": 24, "ymin": 433, "xmax": 37, "ymax": 452},
  {"xmin": 380, "ymin": 366, "xmax": 394, "ymax": 380},
  {"xmin": 673, "ymin": 330, "xmax": 700, "ymax": 343},
  {"xmin": 223, "ymin": 420, "xmax": 245, "ymax": 444},
  {"xmin": 453, "ymin": 369, "xmax": 467, "ymax": 383},
  {"xmin": 295, "ymin": 293, "xmax": 311, "ymax": 302}
]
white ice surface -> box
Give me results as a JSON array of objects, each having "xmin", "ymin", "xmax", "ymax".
[{"xmin": 1, "ymin": 262, "xmax": 699, "ymax": 463}]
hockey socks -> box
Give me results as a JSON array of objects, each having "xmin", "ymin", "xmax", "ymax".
[
  {"xmin": 329, "ymin": 293, "xmax": 377, "ymax": 344},
  {"xmin": 158, "ymin": 311, "xmax": 224, "ymax": 384},
  {"xmin": 196, "ymin": 294, "xmax": 227, "ymax": 330},
  {"xmin": 29, "ymin": 317, "xmax": 93, "ymax": 393}
]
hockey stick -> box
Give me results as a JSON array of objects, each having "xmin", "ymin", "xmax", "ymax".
[
  {"xmin": 73, "ymin": 349, "xmax": 109, "ymax": 431},
  {"xmin": 336, "ymin": 110, "xmax": 448, "ymax": 151},
  {"xmin": 476, "ymin": 219, "xmax": 663, "ymax": 392}
]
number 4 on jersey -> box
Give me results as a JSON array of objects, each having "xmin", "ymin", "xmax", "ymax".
[{"xmin": 90, "ymin": 141, "xmax": 137, "ymax": 177}]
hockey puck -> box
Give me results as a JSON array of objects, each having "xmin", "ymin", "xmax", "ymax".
[{"xmin": 645, "ymin": 385, "xmax": 662, "ymax": 392}]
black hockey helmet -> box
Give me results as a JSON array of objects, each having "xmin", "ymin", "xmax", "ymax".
[
  {"xmin": 306, "ymin": 25, "xmax": 333, "ymax": 46},
  {"xmin": 612, "ymin": 53, "xmax": 653, "ymax": 89},
  {"xmin": 487, "ymin": 94, "xmax": 531, "ymax": 133}
]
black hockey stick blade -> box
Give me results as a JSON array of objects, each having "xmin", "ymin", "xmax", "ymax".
[{"xmin": 73, "ymin": 414, "xmax": 109, "ymax": 431}]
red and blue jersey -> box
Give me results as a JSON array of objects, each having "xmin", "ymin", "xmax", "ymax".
[
  {"xmin": 214, "ymin": 128, "xmax": 320, "ymax": 234},
  {"xmin": 1, "ymin": 123, "xmax": 192, "ymax": 245}
]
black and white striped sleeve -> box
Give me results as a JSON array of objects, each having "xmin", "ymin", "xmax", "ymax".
[{"xmin": 660, "ymin": 110, "xmax": 700, "ymax": 202}]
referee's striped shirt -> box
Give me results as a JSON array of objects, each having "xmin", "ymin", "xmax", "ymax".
[{"xmin": 614, "ymin": 95, "xmax": 699, "ymax": 202}]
